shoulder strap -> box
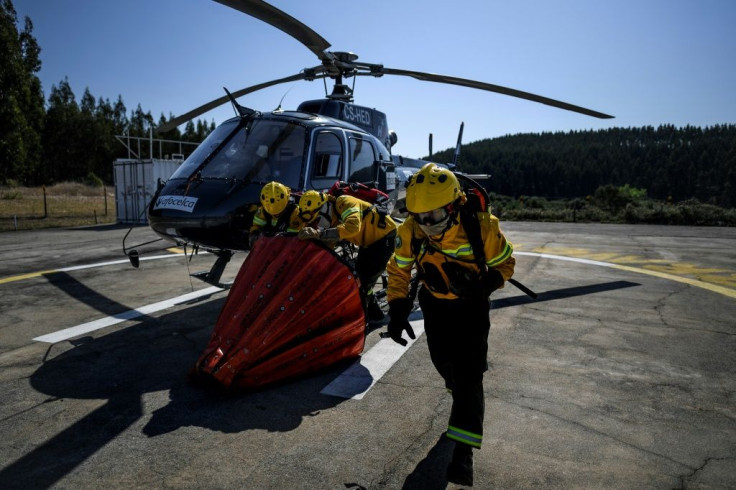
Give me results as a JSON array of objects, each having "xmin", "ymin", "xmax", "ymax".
[
  {"xmin": 459, "ymin": 208, "xmax": 486, "ymax": 270},
  {"xmin": 455, "ymin": 172, "xmax": 489, "ymax": 271},
  {"xmin": 410, "ymin": 234, "xmax": 425, "ymax": 257},
  {"xmin": 407, "ymin": 228, "xmax": 427, "ymax": 302},
  {"xmin": 361, "ymin": 203, "xmax": 375, "ymax": 218},
  {"xmin": 361, "ymin": 203, "xmax": 388, "ymax": 229},
  {"xmin": 275, "ymin": 201, "xmax": 296, "ymax": 229}
]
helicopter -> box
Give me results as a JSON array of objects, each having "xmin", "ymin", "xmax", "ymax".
[{"xmin": 134, "ymin": 0, "xmax": 613, "ymax": 285}]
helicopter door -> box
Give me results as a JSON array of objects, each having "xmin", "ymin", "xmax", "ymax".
[
  {"xmin": 347, "ymin": 134, "xmax": 377, "ymax": 185},
  {"xmin": 309, "ymin": 131, "xmax": 344, "ymax": 190}
]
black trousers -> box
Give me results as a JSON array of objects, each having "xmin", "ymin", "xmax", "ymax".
[
  {"xmin": 355, "ymin": 230, "xmax": 396, "ymax": 295},
  {"xmin": 418, "ymin": 286, "xmax": 491, "ymax": 448}
]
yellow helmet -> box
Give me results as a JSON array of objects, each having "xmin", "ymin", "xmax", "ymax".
[
  {"xmin": 298, "ymin": 190, "xmax": 329, "ymax": 221},
  {"xmin": 405, "ymin": 163, "xmax": 463, "ymax": 213},
  {"xmin": 260, "ymin": 181, "xmax": 290, "ymax": 216}
]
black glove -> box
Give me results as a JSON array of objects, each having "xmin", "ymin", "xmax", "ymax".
[
  {"xmin": 319, "ymin": 227, "xmax": 340, "ymax": 242},
  {"xmin": 387, "ymin": 297, "xmax": 416, "ymax": 346},
  {"xmin": 479, "ymin": 268, "xmax": 505, "ymax": 296},
  {"xmin": 445, "ymin": 264, "xmax": 504, "ymax": 299}
]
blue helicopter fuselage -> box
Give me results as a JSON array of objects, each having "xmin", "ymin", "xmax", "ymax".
[{"xmin": 147, "ymin": 103, "xmax": 397, "ymax": 251}]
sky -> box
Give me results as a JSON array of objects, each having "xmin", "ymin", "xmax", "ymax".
[{"xmin": 12, "ymin": 0, "xmax": 736, "ymax": 159}]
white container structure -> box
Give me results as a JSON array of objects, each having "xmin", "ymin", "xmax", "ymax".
[{"xmin": 113, "ymin": 158, "xmax": 183, "ymax": 224}]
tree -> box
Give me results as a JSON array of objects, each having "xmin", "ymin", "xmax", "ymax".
[
  {"xmin": 0, "ymin": 0, "xmax": 44, "ymax": 184},
  {"xmin": 2, "ymin": 1, "xmax": 214, "ymax": 185},
  {"xmin": 433, "ymin": 125, "xmax": 736, "ymax": 206},
  {"xmin": 41, "ymin": 78, "xmax": 81, "ymax": 182},
  {"xmin": 112, "ymin": 95, "xmax": 128, "ymax": 134}
]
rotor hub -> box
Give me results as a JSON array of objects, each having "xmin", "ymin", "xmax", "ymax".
[{"xmin": 332, "ymin": 51, "xmax": 359, "ymax": 63}]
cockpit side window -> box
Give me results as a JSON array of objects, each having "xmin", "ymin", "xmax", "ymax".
[
  {"xmin": 348, "ymin": 135, "xmax": 377, "ymax": 184},
  {"xmin": 309, "ymin": 131, "xmax": 343, "ymax": 189}
]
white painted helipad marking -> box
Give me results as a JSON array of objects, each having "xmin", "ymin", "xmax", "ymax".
[
  {"xmin": 321, "ymin": 316, "xmax": 425, "ymax": 400},
  {"xmin": 515, "ymin": 251, "xmax": 614, "ymax": 268},
  {"xmin": 515, "ymin": 251, "xmax": 736, "ymax": 298},
  {"xmin": 0, "ymin": 253, "xmax": 193, "ymax": 285},
  {"xmin": 33, "ymin": 286, "xmax": 223, "ymax": 343},
  {"xmin": 59, "ymin": 253, "xmax": 187, "ymax": 271}
]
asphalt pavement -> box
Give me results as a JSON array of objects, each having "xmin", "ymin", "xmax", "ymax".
[{"xmin": 0, "ymin": 222, "xmax": 734, "ymax": 489}]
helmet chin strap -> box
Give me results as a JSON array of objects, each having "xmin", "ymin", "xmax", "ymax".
[
  {"xmin": 440, "ymin": 212, "xmax": 458, "ymax": 236},
  {"xmin": 316, "ymin": 202, "xmax": 332, "ymax": 228}
]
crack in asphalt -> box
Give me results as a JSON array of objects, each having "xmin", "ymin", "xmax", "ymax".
[
  {"xmin": 677, "ymin": 457, "xmax": 735, "ymax": 489},
  {"xmin": 490, "ymin": 391, "xmax": 695, "ymax": 471},
  {"xmin": 0, "ymin": 396, "xmax": 60, "ymax": 424},
  {"xmin": 374, "ymin": 391, "xmax": 451, "ymax": 488}
]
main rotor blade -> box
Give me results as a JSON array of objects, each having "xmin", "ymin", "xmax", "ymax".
[
  {"xmin": 213, "ymin": 0, "xmax": 331, "ymax": 61},
  {"xmin": 382, "ymin": 67, "xmax": 614, "ymax": 119},
  {"xmin": 156, "ymin": 72, "xmax": 315, "ymax": 133}
]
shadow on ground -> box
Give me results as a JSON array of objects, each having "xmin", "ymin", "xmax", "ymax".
[{"xmin": 0, "ymin": 294, "xmax": 352, "ymax": 488}]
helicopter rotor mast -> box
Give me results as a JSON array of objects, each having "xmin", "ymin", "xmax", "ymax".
[{"xmin": 157, "ymin": 0, "xmax": 613, "ymax": 133}]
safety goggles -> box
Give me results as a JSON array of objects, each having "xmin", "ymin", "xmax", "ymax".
[{"xmin": 412, "ymin": 207, "xmax": 449, "ymax": 226}]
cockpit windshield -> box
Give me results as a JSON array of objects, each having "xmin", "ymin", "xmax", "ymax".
[
  {"xmin": 169, "ymin": 119, "xmax": 306, "ymax": 189},
  {"xmin": 169, "ymin": 119, "xmax": 240, "ymax": 180}
]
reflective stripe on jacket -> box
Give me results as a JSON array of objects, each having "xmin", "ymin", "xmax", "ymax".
[
  {"xmin": 387, "ymin": 213, "xmax": 515, "ymax": 301},
  {"xmin": 249, "ymin": 206, "xmax": 303, "ymax": 234}
]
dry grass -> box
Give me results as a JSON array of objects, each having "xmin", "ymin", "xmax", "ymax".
[{"xmin": 0, "ymin": 183, "xmax": 117, "ymax": 231}]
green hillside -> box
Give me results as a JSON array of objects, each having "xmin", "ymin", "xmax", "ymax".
[{"xmin": 432, "ymin": 125, "xmax": 736, "ymax": 208}]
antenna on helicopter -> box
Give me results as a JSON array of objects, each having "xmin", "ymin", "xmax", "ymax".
[
  {"xmin": 429, "ymin": 133, "xmax": 433, "ymax": 159},
  {"xmin": 224, "ymin": 87, "xmax": 255, "ymax": 117},
  {"xmin": 452, "ymin": 122, "xmax": 465, "ymax": 170},
  {"xmin": 274, "ymin": 86, "xmax": 294, "ymax": 112}
]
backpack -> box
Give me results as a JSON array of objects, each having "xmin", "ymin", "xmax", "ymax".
[
  {"xmin": 329, "ymin": 181, "xmax": 391, "ymax": 229},
  {"xmin": 455, "ymin": 173, "xmax": 491, "ymax": 270}
]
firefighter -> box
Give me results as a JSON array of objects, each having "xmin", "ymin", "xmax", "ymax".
[
  {"xmin": 297, "ymin": 189, "xmax": 397, "ymax": 321},
  {"xmin": 385, "ymin": 163, "xmax": 515, "ymax": 486},
  {"xmin": 249, "ymin": 181, "xmax": 301, "ymax": 248},
  {"xmin": 295, "ymin": 189, "xmax": 332, "ymax": 231}
]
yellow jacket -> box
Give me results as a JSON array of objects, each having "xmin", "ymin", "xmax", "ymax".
[
  {"xmin": 330, "ymin": 195, "xmax": 397, "ymax": 247},
  {"xmin": 250, "ymin": 205, "xmax": 303, "ymax": 234},
  {"xmin": 387, "ymin": 212, "xmax": 515, "ymax": 301}
]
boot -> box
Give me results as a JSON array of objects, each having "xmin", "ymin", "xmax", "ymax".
[{"xmin": 446, "ymin": 442, "xmax": 473, "ymax": 486}]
